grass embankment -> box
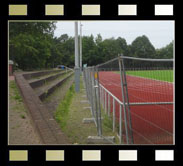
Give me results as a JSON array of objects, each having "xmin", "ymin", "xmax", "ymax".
[
  {"xmin": 118, "ymin": 70, "xmax": 173, "ymax": 82},
  {"xmin": 54, "ymin": 76, "xmax": 118, "ymax": 144},
  {"xmin": 9, "ymin": 80, "xmax": 42, "ymax": 144},
  {"xmin": 54, "ymin": 84, "xmax": 75, "ymax": 128},
  {"xmin": 9, "ymin": 81, "xmax": 26, "ymax": 119},
  {"xmin": 10, "ymin": 81, "xmax": 23, "ymax": 102}
]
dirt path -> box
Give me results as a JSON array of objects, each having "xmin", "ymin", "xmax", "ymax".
[{"xmin": 9, "ymin": 80, "xmax": 42, "ymax": 145}]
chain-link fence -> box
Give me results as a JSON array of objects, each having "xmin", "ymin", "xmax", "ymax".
[{"xmin": 83, "ymin": 55, "xmax": 174, "ymax": 144}]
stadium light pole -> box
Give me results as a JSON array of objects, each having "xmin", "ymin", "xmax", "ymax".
[
  {"xmin": 74, "ymin": 21, "xmax": 80, "ymax": 92},
  {"xmin": 80, "ymin": 22, "xmax": 83, "ymax": 71}
]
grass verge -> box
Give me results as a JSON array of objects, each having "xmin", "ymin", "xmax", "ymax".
[
  {"xmin": 55, "ymin": 76, "xmax": 118, "ymax": 144},
  {"xmin": 54, "ymin": 83, "xmax": 75, "ymax": 129},
  {"xmin": 9, "ymin": 81, "xmax": 23, "ymax": 103}
]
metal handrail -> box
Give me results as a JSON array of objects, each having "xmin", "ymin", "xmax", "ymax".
[
  {"xmin": 119, "ymin": 55, "xmax": 174, "ymax": 62},
  {"xmin": 99, "ymin": 83, "xmax": 173, "ymax": 106}
]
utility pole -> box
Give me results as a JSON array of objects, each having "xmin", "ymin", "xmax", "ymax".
[
  {"xmin": 80, "ymin": 22, "xmax": 83, "ymax": 71},
  {"xmin": 74, "ymin": 21, "xmax": 80, "ymax": 92}
]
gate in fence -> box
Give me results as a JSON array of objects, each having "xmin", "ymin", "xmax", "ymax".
[{"xmin": 83, "ymin": 55, "xmax": 174, "ymax": 144}]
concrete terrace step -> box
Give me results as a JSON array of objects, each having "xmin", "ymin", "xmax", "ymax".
[
  {"xmin": 14, "ymin": 72, "xmax": 70, "ymax": 144},
  {"xmin": 28, "ymin": 70, "xmax": 71, "ymax": 89},
  {"xmin": 23, "ymin": 69, "xmax": 62, "ymax": 80},
  {"xmin": 35, "ymin": 72, "xmax": 74, "ymax": 101}
]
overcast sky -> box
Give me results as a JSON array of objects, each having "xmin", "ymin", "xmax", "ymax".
[{"xmin": 54, "ymin": 21, "xmax": 174, "ymax": 49}]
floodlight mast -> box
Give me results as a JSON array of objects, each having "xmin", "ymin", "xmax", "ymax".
[
  {"xmin": 75, "ymin": 21, "xmax": 79, "ymax": 67},
  {"xmin": 80, "ymin": 22, "xmax": 83, "ymax": 70},
  {"xmin": 74, "ymin": 21, "xmax": 80, "ymax": 92}
]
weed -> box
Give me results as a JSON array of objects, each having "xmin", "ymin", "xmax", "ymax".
[
  {"xmin": 103, "ymin": 113, "xmax": 113, "ymax": 130},
  {"xmin": 9, "ymin": 81, "xmax": 23, "ymax": 102},
  {"xmin": 20, "ymin": 114, "xmax": 26, "ymax": 119},
  {"xmin": 54, "ymin": 83, "xmax": 75, "ymax": 129}
]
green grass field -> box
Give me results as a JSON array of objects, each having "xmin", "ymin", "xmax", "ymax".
[{"xmin": 126, "ymin": 70, "xmax": 173, "ymax": 82}]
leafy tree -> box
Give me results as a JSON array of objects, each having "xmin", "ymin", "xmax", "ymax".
[
  {"xmin": 156, "ymin": 41, "xmax": 173, "ymax": 59},
  {"xmin": 58, "ymin": 37, "xmax": 75, "ymax": 67},
  {"xmin": 95, "ymin": 34, "xmax": 103, "ymax": 45},
  {"xmin": 82, "ymin": 35, "xmax": 98, "ymax": 66},
  {"xmin": 9, "ymin": 22, "xmax": 56, "ymax": 70},
  {"xmin": 129, "ymin": 35, "xmax": 156, "ymax": 58},
  {"xmin": 57, "ymin": 34, "xmax": 69, "ymax": 43},
  {"xmin": 116, "ymin": 37, "xmax": 130, "ymax": 57}
]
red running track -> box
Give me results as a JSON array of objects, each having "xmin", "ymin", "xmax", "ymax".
[{"xmin": 99, "ymin": 71, "xmax": 174, "ymax": 144}]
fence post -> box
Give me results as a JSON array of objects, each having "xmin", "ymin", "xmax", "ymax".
[
  {"xmin": 113, "ymin": 98, "xmax": 115, "ymax": 132},
  {"xmin": 105, "ymin": 91, "xmax": 107, "ymax": 114},
  {"xmin": 85, "ymin": 69, "xmax": 89, "ymax": 100},
  {"xmin": 100, "ymin": 86, "xmax": 102, "ymax": 105},
  {"xmin": 119, "ymin": 104, "xmax": 122, "ymax": 144},
  {"xmin": 102, "ymin": 88, "xmax": 104, "ymax": 108},
  {"xmin": 93, "ymin": 67, "xmax": 99, "ymax": 134},
  {"xmin": 90, "ymin": 67, "xmax": 97, "ymax": 126},
  {"xmin": 108, "ymin": 94, "xmax": 110, "ymax": 116},
  {"xmin": 118, "ymin": 56, "xmax": 129, "ymax": 144},
  {"xmin": 120, "ymin": 56, "xmax": 134, "ymax": 144},
  {"xmin": 94, "ymin": 66, "xmax": 102, "ymax": 136},
  {"xmin": 103, "ymin": 88, "xmax": 105, "ymax": 109}
]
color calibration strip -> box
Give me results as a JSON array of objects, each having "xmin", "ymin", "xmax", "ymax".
[
  {"xmin": 155, "ymin": 5, "xmax": 174, "ymax": 15},
  {"xmin": 8, "ymin": 4, "xmax": 174, "ymax": 16},
  {"xmin": 118, "ymin": 5, "xmax": 137, "ymax": 15},
  {"xmin": 82, "ymin": 5, "xmax": 100, "ymax": 16},
  {"xmin": 82, "ymin": 150, "xmax": 101, "ymax": 161},
  {"xmin": 45, "ymin": 5, "xmax": 64, "ymax": 16},
  {"xmin": 119, "ymin": 150, "xmax": 137, "ymax": 161},
  {"xmin": 155, "ymin": 150, "xmax": 174, "ymax": 161},
  {"xmin": 9, "ymin": 150, "xmax": 28, "ymax": 161},
  {"xmin": 46, "ymin": 150, "xmax": 64, "ymax": 161},
  {"xmin": 9, "ymin": 5, "xmax": 27, "ymax": 16},
  {"xmin": 8, "ymin": 150, "xmax": 174, "ymax": 161}
]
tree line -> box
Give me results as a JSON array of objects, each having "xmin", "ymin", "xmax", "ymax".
[{"xmin": 9, "ymin": 22, "xmax": 173, "ymax": 71}]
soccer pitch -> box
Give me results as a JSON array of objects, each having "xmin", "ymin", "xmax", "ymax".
[{"xmin": 126, "ymin": 70, "xmax": 173, "ymax": 82}]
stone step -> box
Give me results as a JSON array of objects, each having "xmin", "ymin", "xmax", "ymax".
[
  {"xmin": 35, "ymin": 72, "xmax": 74, "ymax": 101},
  {"xmin": 29, "ymin": 71, "xmax": 71, "ymax": 89},
  {"xmin": 23, "ymin": 69, "xmax": 62, "ymax": 80}
]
